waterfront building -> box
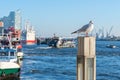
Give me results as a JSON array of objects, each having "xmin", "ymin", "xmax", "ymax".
[
  {"xmin": 0, "ymin": 10, "xmax": 22, "ymax": 30},
  {"xmin": 15, "ymin": 9, "xmax": 22, "ymax": 30},
  {"xmin": 0, "ymin": 10, "xmax": 22, "ymax": 40}
]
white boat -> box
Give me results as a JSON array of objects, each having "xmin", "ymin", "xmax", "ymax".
[
  {"xmin": 0, "ymin": 48, "xmax": 21, "ymax": 78},
  {"xmin": 22, "ymin": 22, "xmax": 36, "ymax": 45},
  {"xmin": 56, "ymin": 37, "xmax": 76, "ymax": 48},
  {"xmin": 0, "ymin": 27, "xmax": 23, "ymax": 79},
  {"xmin": 47, "ymin": 36, "xmax": 76, "ymax": 48}
]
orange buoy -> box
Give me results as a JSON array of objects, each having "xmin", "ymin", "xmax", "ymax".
[{"xmin": 17, "ymin": 45, "xmax": 22, "ymax": 49}]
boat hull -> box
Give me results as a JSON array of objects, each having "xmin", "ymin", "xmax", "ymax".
[
  {"xmin": 0, "ymin": 68, "xmax": 20, "ymax": 76},
  {"xmin": 0, "ymin": 62, "xmax": 20, "ymax": 76},
  {"xmin": 26, "ymin": 40, "xmax": 36, "ymax": 45},
  {"xmin": 0, "ymin": 68, "xmax": 20, "ymax": 80}
]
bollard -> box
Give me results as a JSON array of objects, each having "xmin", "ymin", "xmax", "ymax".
[{"xmin": 77, "ymin": 37, "xmax": 96, "ymax": 80}]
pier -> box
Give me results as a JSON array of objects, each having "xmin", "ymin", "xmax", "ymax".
[{"xmin": 77, "ymin": 37, "xmax": 96, "ymax": 80}]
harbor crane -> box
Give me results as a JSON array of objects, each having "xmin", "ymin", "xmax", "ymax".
[{"xmin": 106, "ymin": 26, "xmax": 113, "ymax": 38}]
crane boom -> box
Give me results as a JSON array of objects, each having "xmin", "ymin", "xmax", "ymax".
[{"xmin": 108, "ymin": 26, "xmax": 113, "ymax": 36}]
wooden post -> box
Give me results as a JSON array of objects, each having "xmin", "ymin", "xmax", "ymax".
[{"xmin": 77, "ymin": 37, "xmax": 96, "ymax": 80}]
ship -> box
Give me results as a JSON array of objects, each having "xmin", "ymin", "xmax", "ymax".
[
  {"xmin": 22, "ymin": 22, "xmax": 36, "ymax": 45},
  {"xmin": 0, "ymin": 27, "xmax": 23, "ymax": 79}
]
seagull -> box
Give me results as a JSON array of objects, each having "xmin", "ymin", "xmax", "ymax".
[{"xmin": 71, "ymin": 21, "xmax": 94, "ymax": 36}]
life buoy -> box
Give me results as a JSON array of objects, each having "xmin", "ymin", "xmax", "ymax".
[{"xmin": 17, "ymin": 45, "xmax": 22, "ymax": 49}]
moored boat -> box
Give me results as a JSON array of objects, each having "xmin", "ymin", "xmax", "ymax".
[
  {"xmin": 0, "ymin": 47, "xmax": 21, "ymax": 79},
  {"xmin": 0, "ymin": 27, "xmax": 23, "ymax": 79}
]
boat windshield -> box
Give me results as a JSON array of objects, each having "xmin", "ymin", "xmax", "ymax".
[{"xmin": 0, "ymin": 49, "xmax": 16, "ymax": 61}]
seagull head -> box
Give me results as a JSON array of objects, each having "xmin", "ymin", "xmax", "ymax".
[{"xmin": 89, "ymin": 20, "xmax": 93, "ymax": 24}]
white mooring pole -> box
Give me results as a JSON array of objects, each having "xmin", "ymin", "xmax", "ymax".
[{"xmin": 77, "ymin": 37, "xmax": 96, "ymax": 80}]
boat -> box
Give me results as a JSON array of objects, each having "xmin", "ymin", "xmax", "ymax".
[
  {"xmin": 106, "ymin": 44, "xmax": 117, "ymax": 48},
  {"xmin": 0, "ymin": 48, "xmax": 21, "ymax": 79},
  {"xmin": 47, "ymin": 37, "xmax": 76, "ymax": 48},
  {"xmin": 56, "ymin": 37, "xmax": 76, "ymax": 48},
  {"xmin": 47, "ymin": 37, "xmax": 59, "ymax": 48},
  {"xmin": 21, "ymin": 22, "xmax": 36, "ymax": 45},
  {"xmin": 0, "ymin": 27, "xmax": 23, "ymax": 79}
]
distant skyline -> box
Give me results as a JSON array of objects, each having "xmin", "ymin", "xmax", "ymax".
[{"xmin": 0, "ymin": 0, "xmax": 120, "ymax": 37}]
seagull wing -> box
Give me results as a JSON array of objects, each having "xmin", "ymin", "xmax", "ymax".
[
  {"xmin": 79, "ymin": 24, "xmax": 89, "ymax": 32},
  {"xmin": 71, "ymin": 30, "xmax": 78, "ymax": 34},
  {"xmin": 71, "ymin": 24, "xmax": 89, "ymax": 34}
]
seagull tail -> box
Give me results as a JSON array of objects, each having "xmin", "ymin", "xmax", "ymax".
[{"xmin": 71, "ymin": 31, "xmax": 77, "ymax": 34}]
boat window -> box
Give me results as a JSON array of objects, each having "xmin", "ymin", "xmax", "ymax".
[
  {"xmin": 10, "ymin": 52, "xmax": 15, "ymax": 56},
  {"xmin": 0, "ymin": 52, "xmax": 8, "ymax": 56}
]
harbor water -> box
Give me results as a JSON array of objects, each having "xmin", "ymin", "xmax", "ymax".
[{"xmin": 20, "ymin": 41, "xmax": 120, "ymax": 80}]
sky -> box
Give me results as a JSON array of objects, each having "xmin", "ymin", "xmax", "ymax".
[{"xmin": 0, "ymin": 0, "xmax": 120, "ymax": 37}]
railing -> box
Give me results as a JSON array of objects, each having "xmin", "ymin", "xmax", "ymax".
[{"xmin": 0, "ymin": 49, "xmax": 17, "ymax": 62}]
